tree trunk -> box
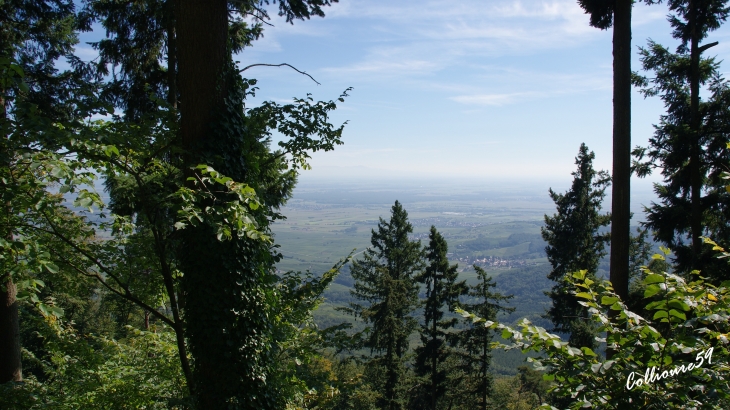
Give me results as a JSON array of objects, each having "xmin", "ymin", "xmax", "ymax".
[
  {"xmin": 431, "ymin": 308, "xmax": 437, "ymax": 410},
  {"xmin": 176, "ymin": 0, "xmax": 228, "ymax": 161},
  {"xmin": 610, "ymin": 0, "xmax": 632, "ymax": 303},
  {"xmin": 175, "ymin": 0, "xmax": 229, "ymax": 407},
  {"xmin": 1, "ymin": 84, "xmax": 22, "ymax": 385},
  {"xmin": 0, "ymin": 276, "xmax": 21, "ymax": 384},
  {"xmin": 481, "ymin": 335, "xmax": 487, "ymax": 410},
  {"xmin": 689, "ymin": 1, "xmax": 702, "ymax": 258}
]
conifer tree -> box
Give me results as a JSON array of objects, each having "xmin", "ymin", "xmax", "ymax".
[
  {"xmin": 542, "ymin": 144, "xmax": 611, "ymax": 349},
  {"xmin": 346, "ymin": 200, "xmax": 424, "ymax": 410},
  {"xmin": 456, "ymin": 265, "xmax": 513, "ymax": 410},
  {"xmin": 412, "ymin": 226, "xmax": 467, "ymax": 410},
  {"xmin": 633, "ymin": 0, "xmax": 730, "ymax": 278},
  {"xmin": 670, "ymin": 0, "xmax": 730, "ymax": 257}
]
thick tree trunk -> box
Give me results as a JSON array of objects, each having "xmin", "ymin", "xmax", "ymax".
[
  {"xmin": 610, "ymin": 0, "xmax": 632, "ymax": 302},
  {"xmin": 176, "ymin": 0, "xmax": 228, "ymax": 161},
  {"xmin": 175, "ymin": 0, "xmax": 229, "ymax": 407}
]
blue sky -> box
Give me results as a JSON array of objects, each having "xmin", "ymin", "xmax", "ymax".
[
  {"xmin": 71, "ymin": 0, "xmax": 730, "ymax": 188},
  {"xmin": 217, "ymin": 0, "xmax": 730, "ymax": 186}
]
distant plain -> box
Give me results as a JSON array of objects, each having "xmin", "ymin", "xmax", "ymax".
[{"xmin": 271, "ymin": 177, "xmax": 658, "ymax": 374}]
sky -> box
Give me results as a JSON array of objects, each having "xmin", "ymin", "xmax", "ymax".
[
  {"xmin": 71, "ymin": 0, "xmax": 730, "ymax": 192},
  {"xmin": 200, "ymin": 0, "xmax": 730, "ymax": 187}
]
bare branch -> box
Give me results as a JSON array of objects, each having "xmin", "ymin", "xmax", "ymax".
[
  {"xmin": 239, "ymin": 63, "xmax": 321, "ymax": 85},
  {"xmin": 699, "ymin": 41, "xmax": 719, "ymax": 54}
]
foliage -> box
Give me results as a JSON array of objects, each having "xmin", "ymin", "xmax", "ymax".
[
  {"xmin": 269, "ymin": 255, "xmax": 353, "ymax": 409},
  {"xmin": 541, "ymin": 143, "xmax": 611, "ymax": 348},
  {"xmin": 460, "ymin": 242, "xmax": 730, "ymax": 409},
  {"xmin": 633, "ymin": 34, "xmax": 730, "ymax": 279},
  {"xmin": 411, "ymin": 226, "xmax": 467, "ymax": 410},
  {"xmin": 343, "ymin": 200, "xmax": 424, "ymax": 410},
  {"xmin": 3, "ymin": 15, "xmax": 351, "ymax": 406},
  {"xmin": 1, "ymin": 317, "xmax": 187, "ymax": 409},
  {"xmin": 454, "ymin": 265, "xmax": 514, "ymax": 410}
]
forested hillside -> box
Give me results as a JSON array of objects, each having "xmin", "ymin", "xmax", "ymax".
[{"xmin": 2, "ymin": 1, "xmax": 730, "ymax": 409}]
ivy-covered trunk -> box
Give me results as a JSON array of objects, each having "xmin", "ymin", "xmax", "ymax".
[
  {"xmin": 176, "ymin": 0, "xmax": 276, "ymax": 408},
  {"xmin": 175, "ymin": 0, "xmax": 229, "ymax": 406}
]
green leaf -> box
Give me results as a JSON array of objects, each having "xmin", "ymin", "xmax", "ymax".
[
  {"xmin": 668, "ymin": 299, "xmax": 690, "ymax": 311},
  {"xmin": 645, "ymin": 300, "xmax": 667, "ymax": 310},
  {"xmin": 601, "ymin": 296, "xmax": 618, "ymax": 305},
  {"xmin": 576, "ymin": 292, "xmax": 593, "ymax": 300},
  {"xmin": 668, "ymin": 309, "xmax": 686, "ymax": 320},
  {"xmin": 644, "ymin": 274, "xmax": 665, "ymax": 284},
  {"xmin": 581, "ymin": 347, "xmax": 597, "ymax": 356},
  {"xmin": 644, "ymin": 284, "xmax": 662, "ymax": 298},
  {"xmin": 501, "ymin": 329, "xmax": 512, "ymax": 339},
  {"xmin": 653, "ymin": 310, "xmax": 668, "ymax": 320}
]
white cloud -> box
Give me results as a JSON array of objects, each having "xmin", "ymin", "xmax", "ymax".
[
  {"xmin": 323, "ymin": 57, "xmax": 438, "ymax": 76},
  {"xmin": 450, "ymin": 92, "xmax": 537, "ymax": 106},
  {"xmin": 73, "ymin": 46, "xmax": 99, "ymax": 61}
]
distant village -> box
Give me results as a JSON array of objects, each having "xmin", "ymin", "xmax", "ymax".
[{"xmin": 448, "ymin": 254, "xmax": 531, "ymax": 269}]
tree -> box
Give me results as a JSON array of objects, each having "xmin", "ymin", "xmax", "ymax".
[
  {"xmin": 633, "ymin": 1, "xmax": 730, "ymax": 279},
  {"xmin": 1, "ymin": 0, "xmax": 346, "ymax": 405},
  {"xmin": 472, "ymin": 242, "xmax": 730, "ymax": 409},
  {"xmin": 1, "ymin": 0, "xmax": 83, "ymax": 384},
  {"xmin": 77, "ymin": 0, "xmax": 344, "ymax": 407},
  {"xmin": 412, "ymin": 226, "xmax": 467, "ymax": 410},
  {"xmin": 576, "ymin": 0, "xmax": 634, "ymax": 301},
  {"xmin": 672, "ymin": 0, "xmax": 730, "ymax": 258},
  {"xmin": 456, "ymin": 265, "xmax": 513, "ymax": 410},
  {"xmin": 542, "ymin": 143, "xmax": 611, "ymax": 349},
  {"xmin": 345, "ymin": 200, "xmax": 424, "ymax": 410}
]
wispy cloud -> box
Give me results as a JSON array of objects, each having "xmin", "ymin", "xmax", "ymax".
[
  {"xmin": 450, "ymin": 92, "xmax": 538, "ymax": 106},
  {"xmin": 325, "ymin": 58, "xmax": 438, "ymax": 75}
]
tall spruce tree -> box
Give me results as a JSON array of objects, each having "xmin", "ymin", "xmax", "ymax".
[
  {"xmin": 346, "ymin": 200, "xmax": 424, "ymax": 410},
  {"xmin": 542, "ymin": 143, "xmax": 611, "ymax": 349},
  {"xmin": 633, "ymin": 0, "xmax": 730, "ymax": 279},
  {"xmin": 456, "ymin": 265, "xmax": 513, "ymax": 410},
  {"xmin": 412, "ymin": 226, "xmax": 468, "ymax": 410},
  {"xmin": 672, "ymin": 0, "xmax": 730, "ymax": 257}
]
